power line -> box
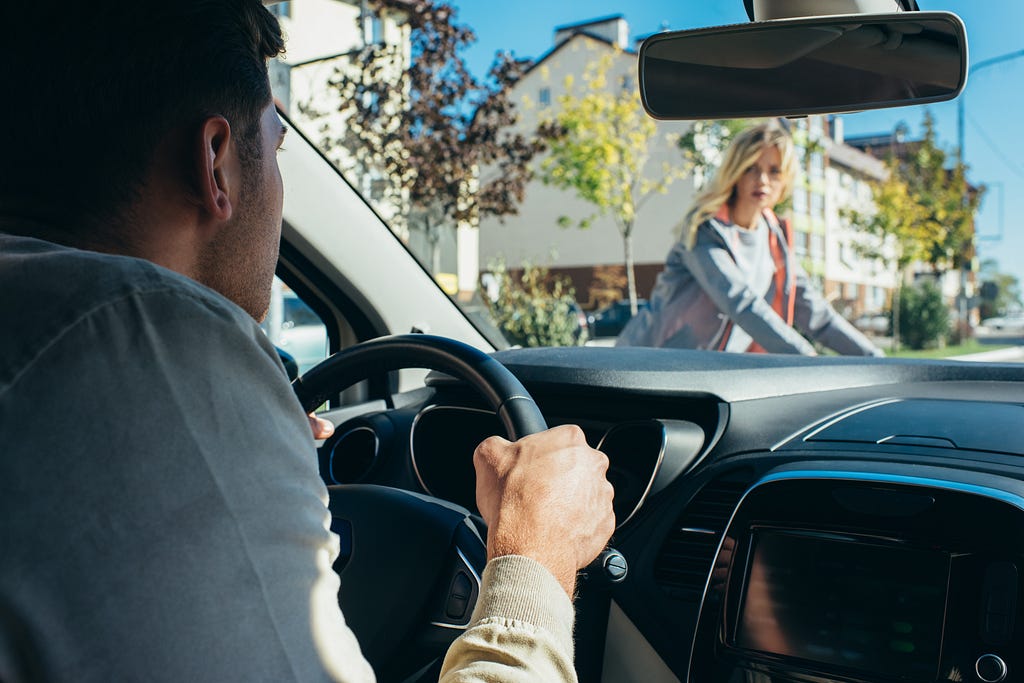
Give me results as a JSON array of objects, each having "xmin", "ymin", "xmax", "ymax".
[{"xmin": 966, "ymin": 112, "xmax": 1024, "ymax": 179}]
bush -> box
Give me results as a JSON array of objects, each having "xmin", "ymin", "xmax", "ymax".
[
  {"xmin": 898, "ymin": 281, "xmax": 949, "ymax": 350},
  {"xmin": 482, "ymin": 259, "xmax": 586, "ymax": 348}
]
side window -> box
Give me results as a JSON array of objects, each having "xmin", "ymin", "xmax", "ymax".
[{"xmin": 262, "ymin": 276, "xmax": 329, "ymax": 375}]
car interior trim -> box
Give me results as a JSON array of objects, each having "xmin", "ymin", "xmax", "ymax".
[
  {"xmin": 429, "ymin": 545, "xmax": 483, "ymax": 631},
  {"xmin": 602, "ymin": 601, "xmax": 680, "ymax": 683},
  {"xmin": 757, "ymin": 469, "xmax": 1024, "ymax": 511},
  {"xmin": 772, "ymin": 397, "xmax": 903, "ymax": 450},
  {"xmin": 327, "ymin": 426, "xmax": 379, "ymax": 485},
  {"xmin": 409, "ymin": 404, "xmax": 497, "ymax": 498},
  {"xmin": 597, "ymin": 421, "xmax": 668, "ymax": 528}
]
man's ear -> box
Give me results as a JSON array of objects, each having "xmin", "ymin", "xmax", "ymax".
[{"xmin": 195, "ymin": 116, "xmax": 236, "ymax": 223}]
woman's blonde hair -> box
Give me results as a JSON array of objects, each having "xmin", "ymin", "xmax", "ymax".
[{"xmin": 681, "ymin": 120, "xmax": 797, "ymax": 249}]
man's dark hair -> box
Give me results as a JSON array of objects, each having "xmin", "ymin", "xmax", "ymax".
[{"xmin": 1, "ymin": 1, "xmax": 285, "ymax": 231}]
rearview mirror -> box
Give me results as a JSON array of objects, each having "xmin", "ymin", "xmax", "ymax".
[{"xmin": 639, "ymin": 12, "xmax": 967, "ymax": 120}]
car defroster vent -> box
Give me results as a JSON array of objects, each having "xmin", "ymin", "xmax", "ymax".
[{"xmin": 654, "ymin": 473, "xmax": 753, "ymax": 601}]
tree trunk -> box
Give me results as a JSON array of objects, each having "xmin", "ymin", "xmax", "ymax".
[
  {"xmin": 623, "ymin": 228, "xmax": 638, "ymax": 316},
  {"xmin": 891, "ymin": 278, "xmax": 902, "ymax": 352},
  {"xmin": 423, "ymin": 214, "xmax": 441, "ymax": 275},
  {"xmin": 431, "ymin": 240, "xmax": 441, "ymax": 275}
]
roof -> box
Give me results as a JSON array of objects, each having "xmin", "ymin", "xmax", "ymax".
[
  {"xmin": 844, "ymin": 133, "xmax": 901, "ymax": 149},
  {"xmin": 553, "ymin": 14, "xmax": 625, "ymax": 33},
  {"xmin": 520, "ymin": 30, "xmax": 635, "ymax": 80},
  {"xmin": 334, "ymin": 0, "xmax": 416, "ymax": 8},
  {"xmin": 825, "ymin": 138, "xmax": 887, "ymax": 179}
]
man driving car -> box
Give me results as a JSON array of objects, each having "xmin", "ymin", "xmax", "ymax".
[{"xmin": 0, "ymin": 2, "xmax": 615, "ymax": 680}]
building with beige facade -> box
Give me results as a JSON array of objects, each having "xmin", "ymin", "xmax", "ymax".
[{"xmin": 477, "ymin": 16, "xmax": 696, "ymax": 307}]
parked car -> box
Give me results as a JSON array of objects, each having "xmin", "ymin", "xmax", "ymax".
[
  {"xmin": 587, "ymin": 299, "xmax": 649, "ymax": 338},
  {"xmin": 852, "ymin": 311, "xmax": 891, "ymax": 335},
  {"xmin": 980, "ymin": 313, "xmax": 1024, "ymax": 332},
  {"xmin": 20, "ymin": 3, "xmax": 1024, "ymax": 683},
  {"xmin": 569, "ymin": 303, "xmax": 593, "ymax": 344}
]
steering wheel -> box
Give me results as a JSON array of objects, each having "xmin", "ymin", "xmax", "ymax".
[{"xmin": 292, "ymin": 334, "xmax": 547, "ymax": 680}]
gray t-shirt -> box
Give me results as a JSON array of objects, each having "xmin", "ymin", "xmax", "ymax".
[
  {"xmin": 711, "ymin": 218, "xmax": 774, "ymax": 352},
  {"xmin": 0, "ymin": 234, "xmax": 575, "ymax": 682}
]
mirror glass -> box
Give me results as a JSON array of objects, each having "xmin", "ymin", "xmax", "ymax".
[{"xmin": 640, "ymin": 12, "xmax": 966, "ymax": 120}]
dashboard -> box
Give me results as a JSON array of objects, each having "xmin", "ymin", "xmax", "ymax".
[{"xmin": 317, "ymin": 346, "xmax": 1024, "ymax": 683}]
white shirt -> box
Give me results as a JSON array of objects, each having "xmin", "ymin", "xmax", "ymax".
[{"xmin": 713, "ymin": 216, "xmax": 775, "ymax": 352}]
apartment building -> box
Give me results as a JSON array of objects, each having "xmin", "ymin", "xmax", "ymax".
[{"xmin": 822, "ymin": 125, "xmax": 895, "ymax": 318}]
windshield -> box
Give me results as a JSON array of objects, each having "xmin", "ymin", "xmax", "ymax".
[{"xmin": 270, "ymin": 0, "xmax": 1023, "ymax": 359}]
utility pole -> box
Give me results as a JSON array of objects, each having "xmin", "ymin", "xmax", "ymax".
[{"xmin": 953, "ymin": 49, "xmax": 1024, "ymax": 339}]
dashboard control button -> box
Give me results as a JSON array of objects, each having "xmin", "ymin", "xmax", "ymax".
[
  {"xmin": 445, "ymin": 571, "xmax": 473, "ymax": 620},
  {"xmin": 975, "ymin": 654, "xmax": 1007, "ymax": 683}
]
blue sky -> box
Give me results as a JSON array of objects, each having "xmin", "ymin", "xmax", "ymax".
[{"xmin": 453, "ymin": 1, "xmax": 1024, "ymax": 288}]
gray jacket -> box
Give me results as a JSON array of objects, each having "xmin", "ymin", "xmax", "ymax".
[{"xmin": 617, "ymin": 215, "xmax": 882, "ymax": 356}]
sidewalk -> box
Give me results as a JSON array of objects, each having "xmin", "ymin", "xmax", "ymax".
[{"xmin": 949, "ymin": 346, "xmax": 1024, "ymax": 362}]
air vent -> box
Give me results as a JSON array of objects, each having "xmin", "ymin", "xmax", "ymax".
[
  {"xmin": 324, "ymin": 426, "xmax": 378, "ymax": 484},
  {"xmin": 654, "ymin": 473, "xmax": 753, "ymax": 601}
]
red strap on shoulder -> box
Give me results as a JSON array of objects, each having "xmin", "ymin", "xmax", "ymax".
[
  {"xmin": 747, "ymin": 213, "xmax": 795, "ymax": 354},
  {"xmin": 766, "ymin": 214, "xmax": 795, "ymax": 326}
]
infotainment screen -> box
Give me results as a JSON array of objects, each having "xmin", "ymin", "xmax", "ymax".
[{"xmin": 735, "ymin": 530, "xmax": 950, "ymax": 679}]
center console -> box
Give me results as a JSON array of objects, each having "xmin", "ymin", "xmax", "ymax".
[{"xmin": 688, "ymin": 466, "xmax": 1024, "ymax": 683}]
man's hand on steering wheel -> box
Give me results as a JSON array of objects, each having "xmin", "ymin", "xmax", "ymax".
[{"xmin": 474, "ymin": 424, "xmax": 616, "ymax": 597}]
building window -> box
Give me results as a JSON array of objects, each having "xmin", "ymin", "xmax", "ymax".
[
  {"xmin": 840, "ymin": 243, "xmax": 853, "ymax": 269},
  {"xmin": 371, "ymin": 16, "xmax": 384, "ymax": 45},
  {"xmin": 793, "ymin": 186, "xmax": 808, "ymax": 213},
  {"xmin": 810, "ymin": 152, "xmax": 824, "ymax": 179},
  {"xmin": 810, "ymin": 234, "xmax": 825, "ymax": 261},
  {"xmin": 539, "ymin": 87, "xmax": 551, "ymax": 108},
  {"xmin": 810, "ymin": 192, "xmax": 824, "ymax": 219},
  {"xmin": 369, "ymin": 177, "xmax": 389, "ymax": 201},
  {"xmin": 794, "ymin": 230, "xmax": 809, "ymax": 258},
  {"xmin": 858, "ymin": 181, "xmax": 871, "ymax": 202}
]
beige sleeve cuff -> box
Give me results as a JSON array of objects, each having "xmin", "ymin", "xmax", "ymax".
[{"xmin": 469, "ymin": 554, "xmax": 576, "ymax": 658}]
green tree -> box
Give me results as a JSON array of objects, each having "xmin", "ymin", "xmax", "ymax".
[
  {"xmin": 899, "ymin": 280, "xmax": 950, "ymax": 350},
  {"xmin": 537, "ymin": 53, "xmax": 685, "ymax": 315},
  {"xmin": 482, "ymin": 259, "xmax": 586, "ymax": 348},
  {"xmin": 843, "ymin": 112, "xmax": 985, "ymax": 347},
  {"xmin": 304, "ymin": 0, "xmax": 542, "ymax": 274}
]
